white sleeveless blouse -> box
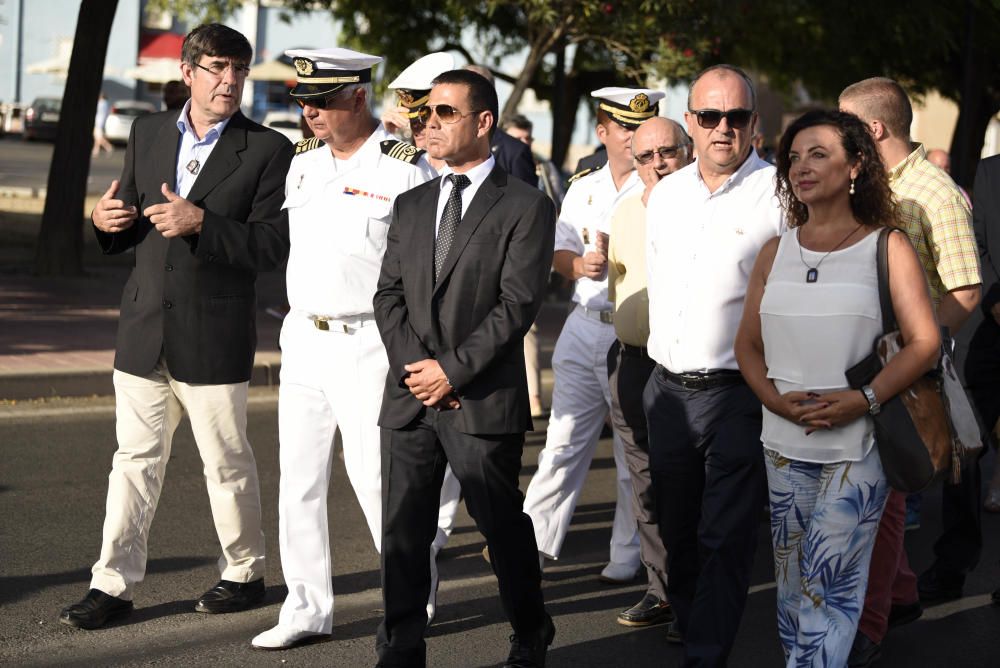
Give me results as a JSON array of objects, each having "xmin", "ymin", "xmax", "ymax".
[{"xmin": 759, "ymin": 228, "xmax": 882, "ymax": 463}]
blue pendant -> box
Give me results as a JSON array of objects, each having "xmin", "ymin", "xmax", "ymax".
[{"xmin": 806, "ymin": 268, "xmax": 818, "ymax": 283}]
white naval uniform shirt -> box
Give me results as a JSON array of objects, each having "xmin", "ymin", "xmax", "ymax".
[
  {"xmin": 555, "ymin": 167, "xmax": 642, "ymax": 311},
  {"xmin": 646, "ymin": 151, "xmax": 784, "ymax": 373},
  {"xmin": 282, "ymin": 125, "xmax": 435, "ymax": 318}
]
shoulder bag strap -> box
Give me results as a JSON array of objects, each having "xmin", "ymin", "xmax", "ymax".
[{"xmin": 877, "ymin": 227, "xmax": 898, "ymax": 333}]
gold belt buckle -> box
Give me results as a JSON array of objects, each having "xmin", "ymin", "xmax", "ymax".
[
  {"xmin": 313, "ymin": 317, "xmax": 330, "ymax": 331},
  {"xmin": 599, "ymin": 310, "xmax": 614, "ymax": 325}
]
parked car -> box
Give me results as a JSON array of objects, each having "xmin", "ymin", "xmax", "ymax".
[
  {"xmin": 23, "ymin": 97, "xmax": 61, "ymax": 141},
  {"xmin": 262, "ymin": 111, "xmax": 303, "ymax": 143},
  {"xmin": 103, "ymin": 100, "xmax": 157, "ymax": 145}
]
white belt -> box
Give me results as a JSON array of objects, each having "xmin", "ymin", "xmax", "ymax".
[
  {"xmin": 574, "ymin": 303, "xmax": 614, "ymax": 324},
  {"xmin": 307, "ymin": 313, "xmax": 376, "ymax": 333}
]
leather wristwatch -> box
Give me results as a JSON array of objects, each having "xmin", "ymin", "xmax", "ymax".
[{"xmin": 861, "ymin": 385, "xmax": 880, "ymax": 415}]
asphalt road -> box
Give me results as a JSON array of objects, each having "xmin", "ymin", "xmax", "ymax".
[
  {"xmin": 0, "ymin": 136, "xmax": 124, "ymax": 194},
  {"xmin": 2, "ymin": 396, "xmax": 999, "ymax": 667}
]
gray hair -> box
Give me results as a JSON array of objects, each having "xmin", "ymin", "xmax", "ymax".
[{"xmin": 686, "ymin": 64, "xmax": 757, "ymax": 111}]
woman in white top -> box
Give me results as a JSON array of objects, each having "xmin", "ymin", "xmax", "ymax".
[{"xmin": 734, "ymin": 110, "xmax": 940, "ymax": 667}]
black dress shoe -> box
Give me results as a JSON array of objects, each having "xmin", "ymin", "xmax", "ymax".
[
  {"xmin": 59, "ymin": 589, "xmax": 133, "ymax": 630},
  {"xmin": 194, "ymin": 578, "xmax": 265, "ymax": 614},
  {"xmin": 847, "ymin": 631, "xmax": 881, "ymax": 668},
  {"xmin": 505, "ymin": 614, "xmax": 555, "ymax": 667},
  {"xmin": 991, "ymin": 588, "xmax": 1000, "ymax": 606},
  {"xmin": 917, "ymin": 566, "xmax": 964, "ymax": 604},
  {"xmin": 617, "ymin": 592, "xmax": 674, "ymax": 627},
  {"xmin": 888, "ymin": 600, "xmax": 923, "ymax": 628},
  {"xmin": 665, "ymin": 620, "xmax": 683, "ymax": 645}
]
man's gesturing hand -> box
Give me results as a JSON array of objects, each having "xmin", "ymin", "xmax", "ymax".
[
  {"xmin": 403, "ymin": 359, "xmax": 455, "ymax": 407},
  {"xmin": 92, "ymin": 180, "xmax": 138, "ymax": 233},
  {"xmin": 143, "ymin": 183, "xmax": 205, "ymax": 238}
]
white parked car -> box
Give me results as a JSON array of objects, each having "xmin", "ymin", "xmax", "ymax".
[
  {"xmin": 104, "ymin": 100, "xmax": 157, "ymax": 144},
  {"xmin": 262, "ymin": 111, "xmax": 304, "ymax": 143}
]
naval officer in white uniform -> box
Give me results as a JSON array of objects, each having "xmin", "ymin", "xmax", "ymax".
[
  {"xmin": 522, "ymin": 87, "xmax": 664, "ymax": 582},
  {"xmin": 251, "ymin": 48, "xmax": 434, "ymax": 650}
]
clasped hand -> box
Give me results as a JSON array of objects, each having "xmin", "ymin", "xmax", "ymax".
[
  {"xmin": 404, "ymin": 359, "xmax": 460, "ymax": 409},
  {"xmin": 143, "ymin": 183, "xmax": 204, "ymax": 238},
  {"xmin": 772, "ymin": 390, "xmax": 869, "ymax": 435}
]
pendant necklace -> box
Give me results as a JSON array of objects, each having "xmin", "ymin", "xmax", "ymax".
[{"xmin": 797, "ymin": 224, "xmax": 862, "ymax": 283}]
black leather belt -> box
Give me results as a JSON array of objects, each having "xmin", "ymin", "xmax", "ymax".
[
  {"xmin": 620, "ymin": 343, "xmax": 649, "ymax": 358},
  {"xmin": 659, "ymin": 366, "xmax": 743, "ymax": 390}
]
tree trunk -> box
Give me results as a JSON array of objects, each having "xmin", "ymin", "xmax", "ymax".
[
  {"xmin": 950, "ymin": 97, "xmax": 996, "ymax": 192},
  {"xmin": 500, "ymin": 19, "xmax": 570, "ymax": 121},
  {"xmin": 33, "ymin": 0, "xmax": 119, "ymax": 276}
]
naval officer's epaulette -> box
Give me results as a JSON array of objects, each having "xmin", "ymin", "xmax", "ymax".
[
  {"xmin": 294, "ymin": 137, "xmax": 323, "ymax": 155},
  {"xmin": 380, "ymin": 139, "xmax": 425, "ymax": 165},
  {"xmin": 567, "ymin": 163, "xmax": 603, "ymax": 185}
]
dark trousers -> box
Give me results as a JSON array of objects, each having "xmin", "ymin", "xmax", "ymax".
[
  {"xmin": 607, "ymin": 340, "xmax": 668, "ymax": 600},
  {"xmin": 643, "ymin": 365, "xmax": 764, "ymax": 668},
  {"xmin": 926, "ymin": 379, "xmax": 999, "ymax": 576},
  {"xmin": 376, "ymin": 409, "xmax": 546, "ymax": 668}
]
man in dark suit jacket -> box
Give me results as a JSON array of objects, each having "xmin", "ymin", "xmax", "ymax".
[
  {"xmin": 59, "ymin": 24, "xmax": 292, "ymax": 631},
  {"xmin": 374, "ymin": 69, "xmax": 556, "ymax": 668}
]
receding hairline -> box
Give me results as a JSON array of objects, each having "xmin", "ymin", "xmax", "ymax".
[
  {"xmin": 632, "ymin": 117, "xmax": 689, "ymax": 151},
  {"xmin": 687, "ymin": 65, "xmax": 756, "ymax": 110}
]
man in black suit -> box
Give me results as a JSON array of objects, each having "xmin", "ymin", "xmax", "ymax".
[
  {"xmin": 59, "ymin": 24, "xmax": 292, "ymax": 630},
  {"xmin": 373, "ymin": 69, "xmax": 556, "ymax": 668}
]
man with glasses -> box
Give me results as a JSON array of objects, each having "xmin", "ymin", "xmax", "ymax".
[
  {"xmin": 374, "ymin": 68, "xmax": 555, "ymax": 667},
  {"xmin": 606, "ymin": 117, "xmax": 692, "ymax": 629},
  {"xmin": 60, "ymin": 23, "xmax": 293, "ymax": 630},
  {"xmin": 522, "ymin": 87, "xmax": 664, "ymax": 585},
  {"xmin": 643, "ymin": 65, "xmax": 783, "ymax": 665},
  {"xmin": 250, "ymin": 47, "xmax": 435, "ymax": 651}
]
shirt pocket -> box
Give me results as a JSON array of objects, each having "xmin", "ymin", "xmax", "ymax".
[{"xmin": 359, "ymin": 198, "xmax": 393, "ymax": 257}]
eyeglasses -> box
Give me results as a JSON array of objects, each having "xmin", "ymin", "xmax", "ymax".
[
  {"xmin": 193, "ymin": 61, "xmax": 251, "ymax": 78},
  {"xmin": 414, "ymin": 104, "xmax": 484, "ymax": 125},
  {"xmin": 690, "ymin": 108, "xmax": 754, "ymax": 130},
  {"xmin": 634, "ymin": 145, "xmax": 687, "ymax": 165},
  {"xmin": 295, "ymin": 94, "xmax": 341, "ymax": 110}
]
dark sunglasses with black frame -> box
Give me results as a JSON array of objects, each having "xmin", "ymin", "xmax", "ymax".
[
  {"xmin": 689, "ymin": 108, "xmax": 755, "ymax": 130},
  {"xmin": 634, "ymin": 145, "xmax": 688, "ymax": 165},
  {"xmin": 295, "ymin": 93, "xmax": 345, "ymax": 110}
]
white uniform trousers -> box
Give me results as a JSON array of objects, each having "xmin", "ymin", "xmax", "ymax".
[
  {"xmin": 91, "ymin": 360, "xmax": 265, "ymax": 600},
  {"xmin": 276, "ymin": 313, "xmax": 387, "ymax": 632},
  {"xmin": 523, "ymin": 308, "xmax": 641, "ymax": 565}
]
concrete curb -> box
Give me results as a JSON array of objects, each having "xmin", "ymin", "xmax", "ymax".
[{"xmin": 0, "ymin": 354, "xmax": 282, "ymax": 401}]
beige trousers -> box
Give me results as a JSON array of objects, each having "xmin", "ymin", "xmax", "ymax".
[{"xmin": 90, "ymin": 360, "xmax": 266, "ymax": 599}]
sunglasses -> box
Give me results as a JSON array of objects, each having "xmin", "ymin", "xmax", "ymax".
[
  {"xmin": 634, "ymin": 145, "xmax": 686, "ymax": 165},
  {"xmin": 414, "ymin": 104, "xmax": 483, "ymax": 125},
  {"xmin": 295, "ymin": 94, "xmax": 342, "ymax": 110},
  {"xmin": 690, "ymin": 108, "xmax": 754, "ymax": 130}
]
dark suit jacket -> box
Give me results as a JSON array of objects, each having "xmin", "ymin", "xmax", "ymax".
[
  {"xmin": 491, "ymin": 130, "xmax": 538, "ymax": 186},
  {"xmin": 959, "ymin": 155, "xmax": 1000, "ymax": 388},
  {"xmin": 374, "ymin": 164, "xmax": 556, "ymax": 435},
  {"xmin": 94, "ymin": 110, "xmax": 293, "ymax": 384}
]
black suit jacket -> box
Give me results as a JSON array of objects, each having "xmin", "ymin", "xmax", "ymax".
[
  {"xmin": 374, "ymin": 164, "xmax": 556, "ymax": 435},
  {"xmin": 491, "ymin": 130, "xmax": 538, "ymax": 186},
  {"xmin": 959, "ymin": 155, "xmax": 1000, "ymax": 387},
  {"xmin": 94, "ymin": 110, "xmax": 293, "ymax": 384}
]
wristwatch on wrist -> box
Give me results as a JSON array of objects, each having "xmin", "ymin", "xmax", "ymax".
[{"xmin": 861, "ymin": 385, "xmax": 880, "ymax": 415}]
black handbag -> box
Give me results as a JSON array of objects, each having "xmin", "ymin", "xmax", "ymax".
[{"xmin": 845, "ymin": 227, "xmax": 980, "ymax": 493}]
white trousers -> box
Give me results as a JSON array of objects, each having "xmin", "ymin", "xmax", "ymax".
[
  {"xmin": 275, "ymin": 313, "xmax": 461, "ymax": 633},
  {"xmin": 91, "ymin": 361, "xmax": 265, "ymax": 600},
  {"xmin": 523, "ymin": 308, "xmax": 640, "ymax": 565}
]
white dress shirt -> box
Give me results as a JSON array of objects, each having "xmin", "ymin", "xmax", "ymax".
[
  {"xmin": 555, "ymin": 167, "xmax": 642, "ymax": 311},
  {"xmin": 435, "ymin": 154, "xmax": 496, "ymax": 234},
  {"xmin": 174, "ymin": 99, "xmax": 231, "ymax": 198},
  {"xmin": 282, "ymin": 125, "xmax": 435, "ymax": 318},
  {"xmin": 646, "ymin": 151, "xmax": 784, "ymax": 372}
]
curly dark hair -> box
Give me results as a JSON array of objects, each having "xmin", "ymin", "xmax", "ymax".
[{"xmin": 775, "ymin": 109, "xmax": 896, "ymax": 229}]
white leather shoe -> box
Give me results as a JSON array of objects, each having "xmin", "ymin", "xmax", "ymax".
[
  {"xmin": 599, "ymin": 561, "xmax": 640, "ymax": 584},
  {"xmin": 251, "ymin": 624, "xmax": 326, "ymax": 650}
]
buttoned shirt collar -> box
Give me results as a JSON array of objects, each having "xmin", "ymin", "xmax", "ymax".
[
  {"xmin": 692, "ymin": 148, "xmax": 764, "ymax": 197},
  {"xmin": 887, "ymin": 142, "xmax": 925, "ymax": 182},
  {"xmin": 435, "ymin": 154, "xmax": 496, "ymax": 234}
]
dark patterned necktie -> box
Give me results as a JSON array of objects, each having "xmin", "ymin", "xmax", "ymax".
[{"xmin": 434, "ymin": 173, "xmax": 471, "ymax": 282}]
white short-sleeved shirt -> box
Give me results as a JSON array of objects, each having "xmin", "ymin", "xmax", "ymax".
[
  {"xmin": 282, "ymin": 125, "xmax": 435, "ymax": 318},
  {"xmin": 555, "ymin": 167, "xmax": 642, "ymax": 311},
  {"xmin": 646, "ymin": 151, "xmax": 785, "ymax": 372}
]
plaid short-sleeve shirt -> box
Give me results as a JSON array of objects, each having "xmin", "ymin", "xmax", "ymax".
[{"xmin": 888, "ymin": 144, "xmax": 980, "ymax": 303}]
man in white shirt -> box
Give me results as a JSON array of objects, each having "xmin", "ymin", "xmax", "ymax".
[
  {"xmin": 522, "ymin": 87, "xmax": 664, "ymax": 583},
  {"xmin": 644, "ymin": 65, "xmax": 783, "ymax": 666},
  {"xmin": 250, "ymin": 48, "xmax": 436, "ymax": 650}
]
